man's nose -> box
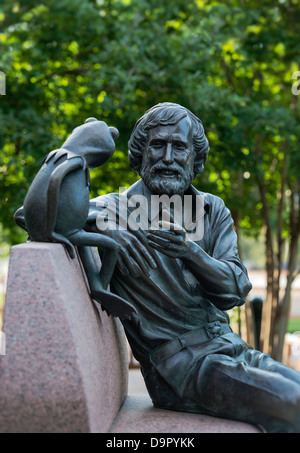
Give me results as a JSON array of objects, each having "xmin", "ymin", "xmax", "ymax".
[{"xmin": 162, "ymin": 143, "xmax": 174, "ymax": 164}]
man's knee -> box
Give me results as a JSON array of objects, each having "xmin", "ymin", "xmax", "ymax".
[{"xmin": 197, "ymin": 353, "xmax": 300, "ymax": 430}]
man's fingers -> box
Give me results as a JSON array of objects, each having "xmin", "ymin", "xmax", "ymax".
[
  {"xmin": 116, "ymin": 254, "xmax": 129, "ymax": 276},
  {"xmin": 119, "ymin": 244, "xmax": 155, "ymax": 277},
  {"xmin": 147, "ymin": 233, "xmax": 184, "ymax": 250},
  {"xmin": 148, "ymin": 241, "xmax": 179, "ymax": 258},
  {"xmin": 159, "ymin": 220, "xmax": 186, "ymax": 234},
  {"xmin": 119, "ymin": 248, "xmax": 141, "ymax": 277},
  {"xmin": 159, "ymin": 220, "xmax": 179, "ymax": 231},
  {"xmin": 130, "ymin": 245, "xmax": 151, "ymax": 276},
  {"xmin": 161, "ymin": 209, "xmax": 176, "ymax": 223},
  {"xmin": 161, "ymin": 210, "xmax": 183, "ymax": 228},
  {"xmin": 147, "ymin": 233, "xmax": 170, "ymax": 248},
  {"xmin": 147, "ymin": 229, "xmax": 183, "ymax": 243},
  {"xmin": 127, "ymin": 255, "xmax": 141, "ymax": 278},
  {"xmin": 134, "ymin": 237, "xmax": 157, "ymax": 269}
]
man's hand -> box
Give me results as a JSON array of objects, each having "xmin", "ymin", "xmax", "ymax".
[
  {"xmin": 103, "ymin": 229, "xmax": 157, "ymax": 278},
  {"xmin": 86, "ymin": 209, "xmax": 157, "ymax": 278},
  {"xmin": 147, "ymin": 220, "xmax": 195, "ymax": 259}
]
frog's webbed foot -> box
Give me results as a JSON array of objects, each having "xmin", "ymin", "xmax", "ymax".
[
  {"xmin": 48, "ymin": 232, "xmax": 76, "ymax": 259},
  {"xmin": 91, "ymin": 289, "xmax": 138, "ymax": 321}
]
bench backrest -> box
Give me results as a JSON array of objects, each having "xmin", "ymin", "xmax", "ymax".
[{"xmin": 0, "ymin": 242, "xmax": 128, "ymax": 433}]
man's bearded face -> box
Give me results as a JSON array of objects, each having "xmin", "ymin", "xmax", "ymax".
[{"xmin": 140, "ymin": 117, "xmax": 195, "ymax": 197}]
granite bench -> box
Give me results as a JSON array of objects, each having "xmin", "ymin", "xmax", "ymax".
[{"xmin": 0, "ymin": 242, "xmax": 260, "ymax": 433}]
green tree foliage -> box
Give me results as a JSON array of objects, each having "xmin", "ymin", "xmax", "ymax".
[{"xmin": 0, "ymin": 0, "xmax": 299, "ymax": 358}]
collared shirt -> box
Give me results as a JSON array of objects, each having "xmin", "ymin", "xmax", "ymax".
[{"xmin": 88, "ymin": 180, "xmax": 252, "ymax": 362}]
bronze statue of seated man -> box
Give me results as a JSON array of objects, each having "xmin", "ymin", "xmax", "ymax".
[{"xmin": 85, "ymin": 102, "xmax": 300, "ymax": 433}]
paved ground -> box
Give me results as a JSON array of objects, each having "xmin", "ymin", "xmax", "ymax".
[{"xmin": 128, "ymin": 368, "xmax": 148, "ymax": 396}]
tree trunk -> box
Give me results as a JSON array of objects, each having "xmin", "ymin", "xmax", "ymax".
[
  {"xmin": 256, "ymin": 179, "xmax": 275, "ymax": 354},
  {"xmin": 273, "ymin": 182, "xmax": 300, "ymax": 361}
]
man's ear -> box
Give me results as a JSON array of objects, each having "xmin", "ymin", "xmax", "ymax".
[
  {"xmin": 128, "ymin": 149, "xmax": 143, "ymax": 175},
  {"xmin": 193, "ymin": 161, "xmax": 205, "ymax": 177}
]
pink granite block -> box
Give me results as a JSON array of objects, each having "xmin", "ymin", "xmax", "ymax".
[
  {"xmin": 0, "ymin": 242, "xmax": 128, "ymax": 433},
  {"xmin": 110, "ymin": 395, "xmax": 261, "ymax": 433}
]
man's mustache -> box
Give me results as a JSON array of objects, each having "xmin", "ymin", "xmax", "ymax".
[{"xmin": 150, "ymin": 164, "xmax": 184, "ymax": 176}]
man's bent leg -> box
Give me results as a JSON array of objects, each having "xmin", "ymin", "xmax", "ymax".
[
  {"xmin": 192, "ymin": 353, "xmax": 300, "ymax": 433},
  {"xmin": 245, "ymin": 347, "xmax": 300, "ymax": 385}
]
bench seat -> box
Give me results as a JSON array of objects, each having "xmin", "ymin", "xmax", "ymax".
[{"xmin": 111, "ymin": 394, "xmax": 260, "ymax": 433}]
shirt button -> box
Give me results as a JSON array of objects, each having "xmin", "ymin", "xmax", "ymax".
[{"xmin": 192, "ymin": 284, "xmax": 199, "ymax": 295}]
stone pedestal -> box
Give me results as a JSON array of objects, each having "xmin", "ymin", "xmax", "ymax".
[{"xmin": 0, "ymin": 243, "xmax": 128, "ymax": 433}]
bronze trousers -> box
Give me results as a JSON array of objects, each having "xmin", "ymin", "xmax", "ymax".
[{"xmin": 142, "ymin": 333, "xmax": 300, "ymax": 433}]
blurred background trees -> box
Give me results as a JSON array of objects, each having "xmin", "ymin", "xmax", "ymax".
[{"xmin": 0, "ymin": 0, "xmax": 299, "ymax": 360}]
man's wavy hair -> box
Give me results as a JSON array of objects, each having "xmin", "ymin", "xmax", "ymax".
[{"xmin": 128, "ymin": 102, "xmax": 210, "ymax": 178}]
